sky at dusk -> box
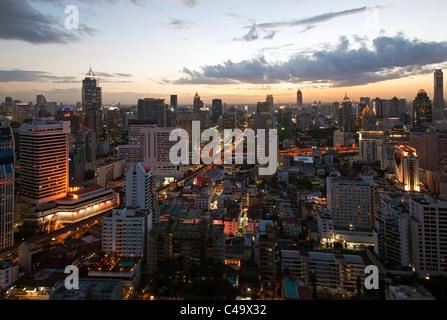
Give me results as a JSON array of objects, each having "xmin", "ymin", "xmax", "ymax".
[{"xmin": 1, "ymin": 0, "xmax": 447, "ymax": 106}]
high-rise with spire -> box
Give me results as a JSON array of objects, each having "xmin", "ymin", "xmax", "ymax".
[
  {"xmin": 297, "ymin": 89, "xmax": 303, "ymax": 112},
  {"xmin": 82, "ymin": 67, "xmax": 102, "ymax": 135}
]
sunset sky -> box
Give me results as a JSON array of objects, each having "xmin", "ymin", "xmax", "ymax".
[{"xmin": 1, "ymin": 0, "xmax": 447, "ymax": 106}]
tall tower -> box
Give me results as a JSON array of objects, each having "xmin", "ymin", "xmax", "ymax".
[
  {"xmin": 412, "ymin": 89, "xmax": 432, "ymax": 132},
  {"xmin": 82, "ymin": 68, "xmax": 102, "ymax": 135},
  {"xmin": 434, "ymin": 67, "xmax": 444, "ymax": 111},
  {"xmin": 297, "ymin": 90, "xmax": 303, "ymax": 112},
  {"xmin": 339, "ymin": 93, "xmax": 353, "ymax": 132},
  {"xmin": 266, "ymin": 94, "xmax": 274, "ymax": 112},
  {"xmin": 137, "ymin": 98, "xmax": 166, "ymax": 127},
  {"xmin": 0, "ymin": 127, "xmax": 14, "ymax": 250},
  {"xmin": 19, "ymin": 118, "xmax": 70, "ymax": 205}
]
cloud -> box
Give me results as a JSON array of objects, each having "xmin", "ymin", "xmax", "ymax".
[
  {"xmin": 180, "ymin": 0, "xmax": 199, "ymax": 9},
  {"xmin": 233, "ymin": 23, "xmax": 258, "ymax": 42},
  {"xmin": 0, "ymin": 0, "xmax": 97, "ymax": 44},
  {"xmin": 167, "ymin": 18, "xmax": 194, "ymax": 30},
  {"xmin": 255, "ymin": 6, "xmax": 368, "ymax": 29},
  {"xmin": 0, "ymin": 69, "xmax": 133, "ymax": 83},
  {"xmin": 169, "ymin": 34, "xmax": 447, "ymax": 87}
]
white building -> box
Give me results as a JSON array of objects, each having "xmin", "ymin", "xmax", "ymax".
[
  {"xmin": 317, "ymin": 210, "xmax": 335, "ymax": 243},
  {"xmin": 409, "ymin": 195, "xmax": 447, "ymax": 277},
  {"xmin": 326, "ymin": 176, "xmax": 375, "ymax": 243},
  {"xmin": 0, "ymin": 258, "xmax": 18, "ymax": 290},
  {"xmin": 125, "ymin": 162, "xmax": 159, "ymax": 224},
  {"xmin": 102, "ymin": 207, "xmax": 151, "ymax": 257},
  {"xmin": 95, "ymin": 159, "xmax": 125, "ymax": 188}
]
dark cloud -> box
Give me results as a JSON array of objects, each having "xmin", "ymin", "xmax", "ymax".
[
  {"xmin": 0, "ymin": 69, "xmax": 77, "ymax": 83},
  {"xmin": 0, "ymin": 0, "xmax": 97, "ymax": 44},
  {"xmin": 0, "ymin": 69, "xmax": 133, "ymax": 83},
  {"xmin": 170, "ymin": 34, "xmax": 447, "ymax": 87}
]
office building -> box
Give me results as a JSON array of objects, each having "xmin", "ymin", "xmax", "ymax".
[
  {"xmin": 19, "ymin": 118, "xmax": 69, "ymax": 206},
  {"xmin": 0, "ymin": 127, "xmax": 14, "ymax": 250},
  {"xmin": 170, "ymin": 95, "xmax": 178, "ymax": 109},
  {"xmin": 18, "ymin": 242, "xmax": 42, "ymax": 273},
  {"xmin": 409, "ymin": 132, "xmax": 447, "ymax": 177},
  {"xmin": 82, "ymin": 68, "xmax": 102, "ymax": 135},
  {"xmin": 372, "ymin": 97, "xmax": 384, "ymax": 118},
  {"xmin": 412, "ymin": 89, "xmax": 432, "ymax": 131}
]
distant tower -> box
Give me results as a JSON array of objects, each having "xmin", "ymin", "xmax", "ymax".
[
  {"xmin": 193, "ymin": 92, "xmax": 204, "ymax": 114},
  {"xmin": 434, "ymin": 67, "xmax": 444, "ymax": 111},
  {"xmin": 412, "ymin": 89, "xmax": 432, "ymax": 132},
  {"xmin": 297, "ymin": 90, "xmax": 303, "ymax": 112},
  {"xmin": 170, "ymin": 95, "xmax": 178, "ymax": 109},
  {"xmin": 339, "ymin": 93, "xmax": 353, "ymax": 132},
  {"xmin": 211, "ymin": 99, "xmax": 223, "ymax": 126},
  {"xmin": 266, "ymin": 94, "xmax": 274, "ymax": 112},
  {"xmin": 82, "ymin": 68, "xmax": 102, "ymax": 135}
]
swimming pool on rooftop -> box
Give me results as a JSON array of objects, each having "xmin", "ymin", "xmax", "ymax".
[
  {"xmin": 119, "ymin": 261, "xmax": 136, "ymax": 267},
  {"xmin": 284, "ymin": 280, "xmax": 299, "ymax": 299}
]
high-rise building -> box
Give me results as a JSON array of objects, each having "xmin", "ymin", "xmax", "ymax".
[
  {"xmin": 0, "ymin": 127, "xmax": 14, "ymax": 250},
  {"xmin": 297, "ymin": 90, "xmax": 303, "ymax": 112},
  {"xmin": 372, "ymin": 97, "xmax": 384, "ymax": 118},
  {"xmin": 409, "ymin": 195, "xmax": 447, "ymax": 277},
  {"xmin": 125, "ymin": 162, "xmax": 159, "ymax": 224},
  {"xmin": 339, "ymin": 94, "xmax": 353, "ymax": 132},
  {"xmin": 211, "ymin": 99, "xmax": 223, "ymax": 126},
  {"xmin": 137, "ymin": 98, "xmax": 166, "ymax": 127},
  {"xmin": 193, "ymin": 92, "xmax": 204, "ymax": 114},
  {"xmin": 393, "ymin": 146, "xmax": 420, "ymax": 192},
  {"xmin": 326, "ymin": 175, "xmax": 375, "ymax": 238},
  {"xmin": 82, "ymin": 68, "xmax": 102, "ymax": 135},
  {"xmin": 94, "ymin": 159, "xmax": 125, "ymax": 188},
  {"xmin": 102, "ymin": 206, "xmax": 150, "ymax": 257},
  {"xmin": 19, "ymin": 118, "xmax": 69, "ymax": 206},
  {"xmin": 266, "ymin": 94, "xmax": 274, "ymax": 112},
  {"xmin": 390, "ymin": 97, "xmax": 400, "ymax": 118},
  {"xmin": 412, "ymin": 89, "xmax": 432, "ymax": 131},
  {"xmin": 170, "ymin": 95, "xmax": 178, "ymax": 109},
  {"xmin": 434, "ymin": 67, "xmax": 444, "ymax": 111},
  {"xmin": 104, "ymin": 105, "xmax": 123, "ymax": 143}
]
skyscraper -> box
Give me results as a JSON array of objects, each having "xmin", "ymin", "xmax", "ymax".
[
  {"xmin": 339, "ymin": 94, "xmax": 353, "ymax": 132},
  {"xmin": 19, "ymin": 118, "xmax": 70, "ymax": 206},
  {"xmin": 137, "ymin": 98, "xmax": 166, "ymax": 127},
  {"xmin": 170, "ymin": 95, "xmax": 178, "ymax": 109},
  {"xmin": 297, "ymin": 90, "xmax": 303, "ymax": 112},
  {"xmin": 82, "ymin": 68, "xmax": 102, "ymax": 135},
  {"xmin": 0, "ymin": 127, "xmax": 14, "ymax": 250},
  {"xmin": 211, "ymin": 99, "xmax": 223, "ymax": 126},
  {"xmin": 434, "ymin": 67, "xmax": 444, "ymax": 111},
  {"xmin": 412, "ymin": 89, "xmax": 432, "ymax": 132},
  {"xmin": 266, "ymin": 94, "xmax": 274, "ymax": 112}
]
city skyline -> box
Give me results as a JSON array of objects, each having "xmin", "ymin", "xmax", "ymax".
[{"xmin": 1, "ymin": 0, "xmax": 447, "ymax": 105}]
